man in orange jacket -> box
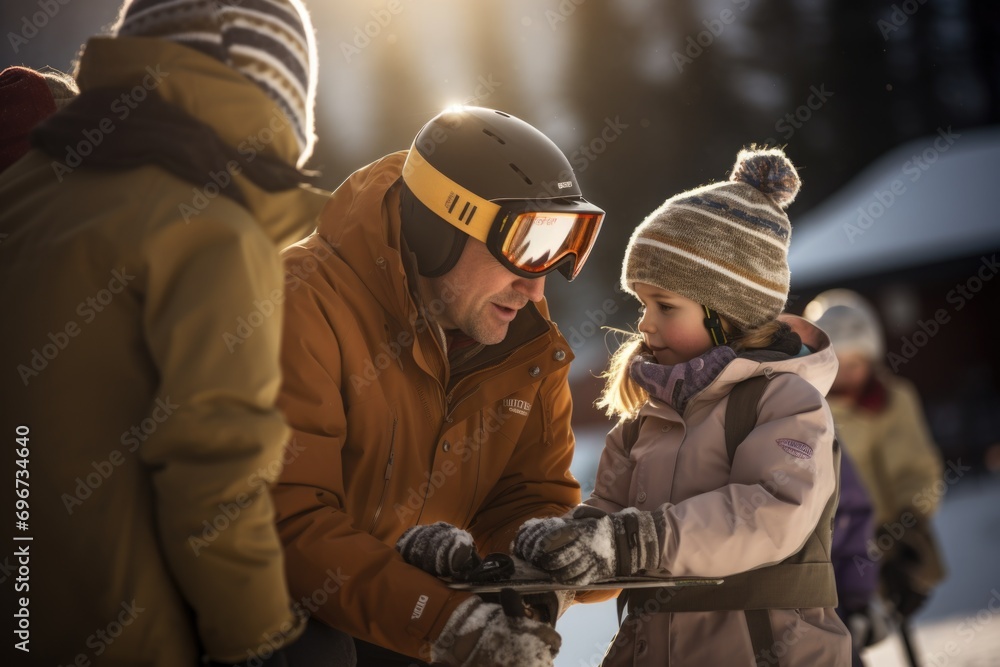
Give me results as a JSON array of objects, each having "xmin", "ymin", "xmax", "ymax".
[{"xmin": 273, "ymin": 106, "xmax": 607, "ymax": 666}]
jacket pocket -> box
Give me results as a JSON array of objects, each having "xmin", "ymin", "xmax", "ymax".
[{"xmin": 367, "ymin": 414, "xmax": 397, "ymax": 534}]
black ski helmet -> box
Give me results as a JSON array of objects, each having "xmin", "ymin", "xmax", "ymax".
[{"xmin": 400, "ymin": 106, "xmax": 596, "ymax": 278}]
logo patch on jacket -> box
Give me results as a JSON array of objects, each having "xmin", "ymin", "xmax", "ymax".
[
  {"xmin": 503, "ymin": 398, "xmax": 532, "ymax": 416},
  {"xmin": 776, "ymin": 438, "xmax": 813, "ymax": 459}
]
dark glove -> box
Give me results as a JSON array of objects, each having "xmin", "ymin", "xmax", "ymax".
[
  {"xmin": 396, "ymin": 521, "xmax": 482, "ymax": 577},
  {"xmin": 880, "ymin": 556, "xmax": 928, "ymax": 618},
  {"xmin": 877, "ymin": 512, "xmax": 944, "ymax": 618},
  {"xmin": 843, "ymin": 597, "xmax": 892, "ymax": 650},
  {"xmin": 431, "ymin": 595, "xmax": 561, "ymax": 667},
  {"xmin": 513, "ymin": 506, "xmax": 661, "ymax": 586}
]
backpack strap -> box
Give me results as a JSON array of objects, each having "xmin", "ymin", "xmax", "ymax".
[
  {"xmin": 725, "ymin": 374, "xmax": 781, "ymax": 666},
  {"xmin": 724, "ymin": 375, "xmax": 771, "ymax": 464}
]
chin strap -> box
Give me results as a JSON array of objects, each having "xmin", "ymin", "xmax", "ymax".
[{"xmin": 703, "ymin": 305, "xmax": 729, "ymax": 346}]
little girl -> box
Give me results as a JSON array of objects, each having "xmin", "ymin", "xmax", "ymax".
[{"xmin": 515, "ymin": 147, "xmax": 851, "ymax": 666}]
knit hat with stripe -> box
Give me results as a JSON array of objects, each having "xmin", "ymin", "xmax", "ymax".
[
  {"xmin": 116, "ymin": 0, "xmax": 317, "ymax": 166},
  {"xmin": 622, "ymin": 147, "xmax": 801, "ymax": 330}
]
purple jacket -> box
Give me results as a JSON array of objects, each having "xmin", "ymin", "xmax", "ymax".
[{"xmin": 832, "ymin": 449, "xmax": 878, "ymax": 611}]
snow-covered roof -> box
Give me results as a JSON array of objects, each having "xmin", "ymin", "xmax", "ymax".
[{"xmin": 788, "ymin": 126, "xmax": 1000, "ymax": 289}]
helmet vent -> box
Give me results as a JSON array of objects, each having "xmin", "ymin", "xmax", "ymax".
[
  {"xmin": 482, "ymin": 129, "xmax": 506, "ymax": 145},
  {"xmin": 494, "ymin": 110, "xmax": 511, "ymax": 118},
  {"xmin": 509, "ymin": 163, "xmax": 533, "ymax": 185}
]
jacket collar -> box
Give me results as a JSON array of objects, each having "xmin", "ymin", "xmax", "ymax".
[
  {"xmin": 74, "ymin": 37, "xmax": 326, "ymax": 247},
  {"xmin": 640, "ymin": 316, "xmax": 839, "ymax": 420},
  {"xmin": 695, "ymin": 315, "xmax": 838, "ymax": 407}
]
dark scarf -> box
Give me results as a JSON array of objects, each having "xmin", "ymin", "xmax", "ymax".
[
  {"xmin": 629, "ymin": 322, "xmax": 804, "ymax": 413},
  {"xmin": 31, "ymin": 87, "xmax": 317, "ymax": 209}
]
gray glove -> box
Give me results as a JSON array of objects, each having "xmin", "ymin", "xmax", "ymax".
[
  {"xmin": 513, "ymin": 506, "xmax": 662, "ymax": 586},
  {"xmin": 431, "ymin": 596, "xmax": 561, "ymax": 667},
  {"xmin": 396, "ymin": 522, "xmax": 481, "ymax": 577}
]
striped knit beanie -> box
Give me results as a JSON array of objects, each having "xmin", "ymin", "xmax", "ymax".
[
  {"xmin": 116, "ymin": 0, "xmax": 317, "ymax": 165},
  {"xmin": 622, "ymin": 147, "xmax": 801, "ymax": 331}
]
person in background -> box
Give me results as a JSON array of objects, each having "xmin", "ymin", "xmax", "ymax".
[
  {"xmin": 805, "ymin": 290, "xmax": 946, "ymax": 621},
  {"xmin": 0, "ymin": 0, "xmax": 327, "ymax": 664},
  {"xmin": 272, "ymin": 104, "xmax": 606, "ymax": 667},
  {"xmin": 514, "ymin": 147, "xmax": 851, "ymax": 666},
  {"xmin": 832, "ymin": 449, "xmax": 887, "ymax": 666},
  {"xmin": 0, "ymin": 65, "xmax": 77, "ymax": 172}
]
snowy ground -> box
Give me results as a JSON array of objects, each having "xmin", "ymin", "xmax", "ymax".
[{"xmin": 557, "ymin": 441, "xmax": 1000, "ymax": 667}]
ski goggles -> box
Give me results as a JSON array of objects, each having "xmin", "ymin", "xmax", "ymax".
[{"xmin": 402, "ymin": 145, "xmax": 605, "ymax": 280}]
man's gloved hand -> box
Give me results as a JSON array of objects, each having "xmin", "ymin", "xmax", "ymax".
[
  {"xmin": 513, "ymin": 506, "xmax": 662, "ymax": 586},
  {"xmin": 431, "ymin": 595, "xmax": 561, "ymax": 667},
  {"xmin": 396, "ymin": 522, "xmax": 482, "ymax": 577}
]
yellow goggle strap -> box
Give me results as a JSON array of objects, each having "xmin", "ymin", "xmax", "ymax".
[
  {"xmin": 704, "ymin": 305, "xmax": 729, "ymax": 346},
  {"xmin": 401, "ymin": 142, "xmax": 501, "ymax": 244}
]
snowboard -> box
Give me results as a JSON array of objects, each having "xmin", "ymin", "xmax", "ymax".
[{"xmin": 447, "ymin": 574, "xmax": 723, "ymax": 594}]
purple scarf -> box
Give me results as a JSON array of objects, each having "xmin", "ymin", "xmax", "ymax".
[{"xmin": 629, "ymin": 346, "xmax": 737, "ymax": 414}]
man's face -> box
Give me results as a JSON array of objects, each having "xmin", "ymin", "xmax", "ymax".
[{"xmin": 427, "ymin": 238, "xmax": 546, "ymax": 345}]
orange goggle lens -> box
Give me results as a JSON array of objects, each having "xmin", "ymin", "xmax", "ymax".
[{"xmin": 499, "ymin": 211, "xmax": 605, "ymax": 280}]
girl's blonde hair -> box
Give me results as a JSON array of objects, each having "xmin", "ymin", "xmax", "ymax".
[{"xmin": 596, "ymin": 319, "xmax": 786, "ymax": 422}]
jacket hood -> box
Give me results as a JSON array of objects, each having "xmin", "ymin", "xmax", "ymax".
[
  {"xmin": 312, "ymin": 150, "xmax": 412, "ymax": 320},
  {"xmin": 681, "ymin": 315, "xmax": 839, "ymax": 412},
  {"xmin": 74, "ymin": 37, "xmax": 326, "ymax": 247}
]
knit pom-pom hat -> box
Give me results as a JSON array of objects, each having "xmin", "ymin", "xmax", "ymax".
[
  {"xmin": 622, "ymin": 147, "xmax": 802, "ymax": 330},
  {"xmin": 116, "ymin": 0, "xmax": 317, "ymax": 166}
]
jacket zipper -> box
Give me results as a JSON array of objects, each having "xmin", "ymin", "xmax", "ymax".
[{"xmin": 367, "ymin": 416, "xmax": 397, "ymax": 534}]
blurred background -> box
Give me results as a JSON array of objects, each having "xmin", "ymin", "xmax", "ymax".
[{"xmin": 3, "ymin": 0, "xmax": 998, "ymax": 664}]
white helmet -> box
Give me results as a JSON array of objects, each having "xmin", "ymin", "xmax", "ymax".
[{"xmin": 804, "ymin": 289, "xmax": 885, "ymax": 360}]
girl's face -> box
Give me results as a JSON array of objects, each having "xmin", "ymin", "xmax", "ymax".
[{"xmin": 634, "ymin": 282, "xmax": 715, "ymax": 365}]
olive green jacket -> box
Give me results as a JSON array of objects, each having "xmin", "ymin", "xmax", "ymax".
[{"xmin": 0, "ymin": 37, "xmax": 326, "ymax": 664}]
